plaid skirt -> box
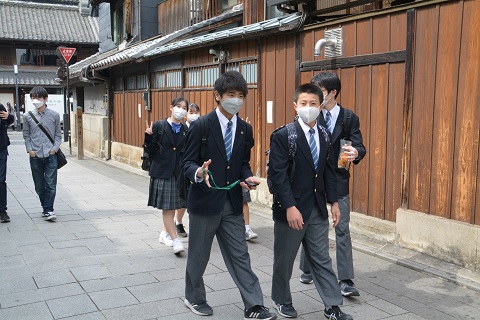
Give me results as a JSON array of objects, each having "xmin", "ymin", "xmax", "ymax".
[
  {"xmin": 148, "ymin": 176, "xmax": 186, "ymax": 210},
  {"xmin": 242, "ymin": 188, "xmax": 252, "ymax": 204}
]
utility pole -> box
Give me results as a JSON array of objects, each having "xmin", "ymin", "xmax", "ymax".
[{"xmin": 13, "ymin": 65, "xmax": 21, "ymax": 129}]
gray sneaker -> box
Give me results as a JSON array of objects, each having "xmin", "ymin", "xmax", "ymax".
[
  {"xmin": 339, "ymin": 280, "xmax": 360, "ymax": 297},
  {"xmin": 273, "ymin": 302, "xmax": 297, "ymax": 318},
  {"xmin": 44, "ymin": 212, "xmax": 57, "ymax": 221},
  {"xmin": 184, "ymin": 299, "xmax": 213, "ymax": 316},
  {"xmin": 299, "ymin": 272, "xmax": 313, "ymax": 284}
]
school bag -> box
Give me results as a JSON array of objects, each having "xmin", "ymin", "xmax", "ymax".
[
  {"xmin": 265, "ymin": 122, "xmax": 298, "ymax": 195},
  {"xmin": 141, "ymin": 120, "xmax": 167, "ymax": 171}
]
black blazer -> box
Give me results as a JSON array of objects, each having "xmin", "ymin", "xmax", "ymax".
[
  {"xmin": 0, "ymin": 104, "xmax": 14, "ymax": 152},
  {"xmin": 144, "ymin": 119, "xmax": 187, "ymax": 179},
  {"xmin": 317, "ymin": 106, "xmax": 366, "ymax": 196},
  {"xmin": 269, "ymin": 120, "xmax": 338, "ymax": 222},
  {"xmin": 182, "ymin": 110, "xmax": 254, "ymax": 216}
]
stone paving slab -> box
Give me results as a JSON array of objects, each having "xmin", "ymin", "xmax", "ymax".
[{"xmin": 1, "ymin": 132, "xmax": 480, "ymax": 320}]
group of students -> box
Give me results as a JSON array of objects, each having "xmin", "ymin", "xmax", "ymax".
[{"xmin": 143, "ymin": 70, "xmax": 365, "ymax": 320}]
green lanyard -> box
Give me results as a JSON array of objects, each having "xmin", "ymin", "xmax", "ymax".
[{"xmin": 207, "ymin": 170, "xmax": 240, "ymax": 190}]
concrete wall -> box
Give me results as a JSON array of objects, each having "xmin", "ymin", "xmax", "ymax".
[
  {"xmin": 70, "ymin": 113, "xmax": 108, "ymax": 159},
  {"xmin": 396, "ymin": 209, "xmax": 480, "ymax": 272},
  {"xmin": 110, "ymin": 141, "xmax": 143, "ymax": 168}
]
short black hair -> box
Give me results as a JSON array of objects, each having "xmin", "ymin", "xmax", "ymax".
[
  {"xmin": 311, "ymin": 72, "xmax": 341, "ymax": 98},
  {"xmin": 29, "ymin": 86, "xmax": 49, "ymax": 99},
  {"xmin": 294, "ymin": 83, "xmax": 323, "ymax": 103},
  {"xmin": 171, "ymin": 97, "xmax": 189, "ymax": 108},
  {"xmin": 0, "ymin": 103, "xmax": 5, "ymax": 112},
  {"xmin": 188, "ymin": 103, "xmax": 200, "ymax": 112},
  {"xmin": 214, "ymin": 71, "xmax": 248, "ymax": 98}
]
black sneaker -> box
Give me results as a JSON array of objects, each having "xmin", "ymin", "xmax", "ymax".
[
  {"xmin": 299, "ymin": 272, "xmax": 313, "ymax": 284},
  {"xmin": 273, "ymin": 302, "xmax": 297, "ymax": 318},
  {"xmin": 339, "ymin": 280, "xmax": 360, "ymax": 297},
  {"xmin": 324, "ymin": 306, "xmax": 353, "ymax": 320},
  {"xmin": 184, "ymin": 299, "xmax": 213, "ymax": 316},
  {"xmin": 176, "ymin": 223, "xmax": 188, "ymax": 237},
  {"xmin": 0, "ymin": 211, "xmax": 10, "ymax": 223},
  {"xmin": 244, "ymin": 305, "xmax": 277, "ymax": 320},
  {"xmin": 41, "ymin": 212, "xmax": 49, "ymax": 217}
]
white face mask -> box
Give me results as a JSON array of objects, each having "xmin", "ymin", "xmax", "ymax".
[
  {"xmin": 187, "ymin": 113, "xmax": 199, "ymax": 122},
  {"xmin": 296, "ymin": 105, "xmax": 320, "ymax": 124},
  {"xmin": 322, "ymin": 92, "xmax": 333, "ymax": 106},
  {"xmin": 221, "ymin": 98, "xmax": 243, "ymax": 115},
  {"xmin": 173, "ymin": 107, "xmax": 187, "ymax": 120},
  {"xmin": 32, "ymin": 99, "xmax": 45, "ymax": 109}
]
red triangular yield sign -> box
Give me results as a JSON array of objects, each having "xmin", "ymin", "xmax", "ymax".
[{"xmin": 59, "ymin": 47, "xmax": 76, "ymax": 64}]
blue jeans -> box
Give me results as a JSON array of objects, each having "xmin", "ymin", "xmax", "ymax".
[
  {"xmin": 30, "ymin": 154, "xmax": 58, "ymax": 213},
  {"xmin": 0, "ymin": 150, "xmax": 7, "ymax": 212}
]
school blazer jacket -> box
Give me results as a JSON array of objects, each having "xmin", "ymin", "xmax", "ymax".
[
  {"xmin": 144, "ymin": 119, "xmax": 187, "ymax": 179},
  {"xmin": 269, "ymin": 120, "xmax": 338, "ymax": 222},
  {"xmin": 182, "ymin": 110, "xmax": 254, "ymax": 216},
  {"xmin": 317, "ymin": 106, "xmax": 366, "ymax": 196}
]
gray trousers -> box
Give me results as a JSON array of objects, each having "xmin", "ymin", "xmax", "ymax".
[
  {"xmin": 300, "ymin": 195, "xmax": 354, "ymax": 281},
  {"xmin": 185, "ymin": 198, "xmax": 264, "ymax": 309},
  {"xmin": 272, "ymin": 204, "xmax": 343, "ymax": 308}
]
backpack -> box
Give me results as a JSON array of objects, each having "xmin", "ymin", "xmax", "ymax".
[
  {"xmin": 141, "ymin": 120, "xmax": 167, "ymax": 171},
  {"xmin": 265, "ymin": 122, "xmax": 298, "ymax": 195},
  {"xmin": 177, "ymin": 116, "xmax": 209, "ymax": 200}
]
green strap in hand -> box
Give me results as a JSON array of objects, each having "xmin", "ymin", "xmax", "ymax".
[{"xmin": 208, "ymin": 170, "xmax": 240, "ymax": 190}]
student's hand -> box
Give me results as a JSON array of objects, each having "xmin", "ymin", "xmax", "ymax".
[
  {"xmin": 343, "ymin": 145, "xmax": 358, "ymax": 162},
  {"xmin": 286, "ymin": 206, "xmax": 304, "ymax": 230},
  {"xmin": 245, "ymin": 116, "xmax": 251, "ymax": 124},
  {"xmin": 49, "ymin": 150, "xmax": 56, "ymax": 155},
  {"xmin": 0, "ymin": 111, "xmax": 8, "ymax": 120},
  {"xmin": 331, "ymin": 202, "xmax": 340, "ymax": 228},
  {"xmin": 29, "ymin": 151, "xmax": 36, "ymax": 157},
  {"xmin": 196, "ymin": 159, "xmax": 212, "ymax": 187},
  {"xmin": 240, "ymin": 177, "xmax": 260, "ymax": 191},
  {"xmin": 145, "ymin": 121, "xmax": 153, "ymax": 135}
]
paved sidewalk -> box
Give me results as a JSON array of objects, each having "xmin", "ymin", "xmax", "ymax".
[{"xmin": 1, "ymin": 131, "xmax": 479, "ymax": 320}]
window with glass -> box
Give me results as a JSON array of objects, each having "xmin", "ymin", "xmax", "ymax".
[
  {"xmin": 225, "ymin": 60, "xmax": 257, "ymax": 85},
  {"xmin": 185, "ymin": 65, "xmax": 219, "ymax": 88},
  {"xmin": 151, "ymin": 69, "xmax": 182, "ymax": 89}
]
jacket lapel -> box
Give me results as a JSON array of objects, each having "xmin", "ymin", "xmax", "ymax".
[
  {"xmin": 163, "ymin": 122, "xmax": 176, "ymax": 146},
  {"xmin": 230, "ymin": 119, "xmax": 245, "ymax": 161},
  {"xmin": 331, "ymin": 106, "xmax": 344, "ymax": 143},
  {"xmin": 210, "ymin": 111, "xmax": 228, "ymax": 161},
  {"xmin": 316, "ymin": 124, "xmax": 330, "ymax": 170},
  {"xmin": 295, "ymin": 120, "xmax": 316, "ymax": 171}
]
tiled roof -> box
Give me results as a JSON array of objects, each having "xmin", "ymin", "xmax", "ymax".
[
  {"xmin": 144, "ymin": 13, "xmax": 303, "ymax": 58},
  {"xmin": 0, "ymin": 67, "xmax": 59, "ymax": 87},
  {"xmin": 85, "ymin": 4, "xmax": 245, "ymax": 71},
  {"xmin": 0, "ymin": 0, "xmax": 98, "ymax": 44}
]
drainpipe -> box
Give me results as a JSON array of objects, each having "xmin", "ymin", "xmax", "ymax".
[{"xmin": 314, "ymin": 37, "xmax": 338, "ymax": 56}]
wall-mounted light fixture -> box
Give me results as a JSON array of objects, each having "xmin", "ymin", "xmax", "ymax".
[{"xmin": 314, "ymin": 27, "xmax": 343, "ymax": 58}]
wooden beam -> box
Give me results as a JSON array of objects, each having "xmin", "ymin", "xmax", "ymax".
[
  {"xmin": 300, "ymin": 50, "xmax": 406, "ymax": 71},
  {"xmin": 401, "ymin": 9, "xmax": 416, "ymax": 208}
]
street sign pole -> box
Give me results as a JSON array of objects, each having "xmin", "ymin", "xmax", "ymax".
[
  {"xmin": 57, "ymin": 47, "xmax": 76, "ymax": 155},
  {"xmin": 67, "ymin": 62, "xmax": 71, "ymax": 155}
]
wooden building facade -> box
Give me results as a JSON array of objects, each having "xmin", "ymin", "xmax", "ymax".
[{"xmin": 107, "ymin": 0, "xmax": 479, "ymax": 228}]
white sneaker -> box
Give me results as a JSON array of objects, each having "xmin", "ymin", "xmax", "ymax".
[
  {"xmin": 172, "ymin": 238, "xmax": 185, "ymax": 254},
  {"xmin": 245, "ymin": 227, "xmax": 258, "ymax": 241},
  {"xmin": 159, "ymin": 231, "xmax": 173, "ymax": 246}
]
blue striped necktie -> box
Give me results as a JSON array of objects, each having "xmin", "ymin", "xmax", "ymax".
[
  {"xmin": 224, "ymin": 121, "xmax": 233, "ymax": 160},
  {"xmin": 325, "ymin": 111, "xmax": 333, "ymax": 133},
  {"xmin": 309, "ymin": 128, "xmax": 318, "ymax": 170}
]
